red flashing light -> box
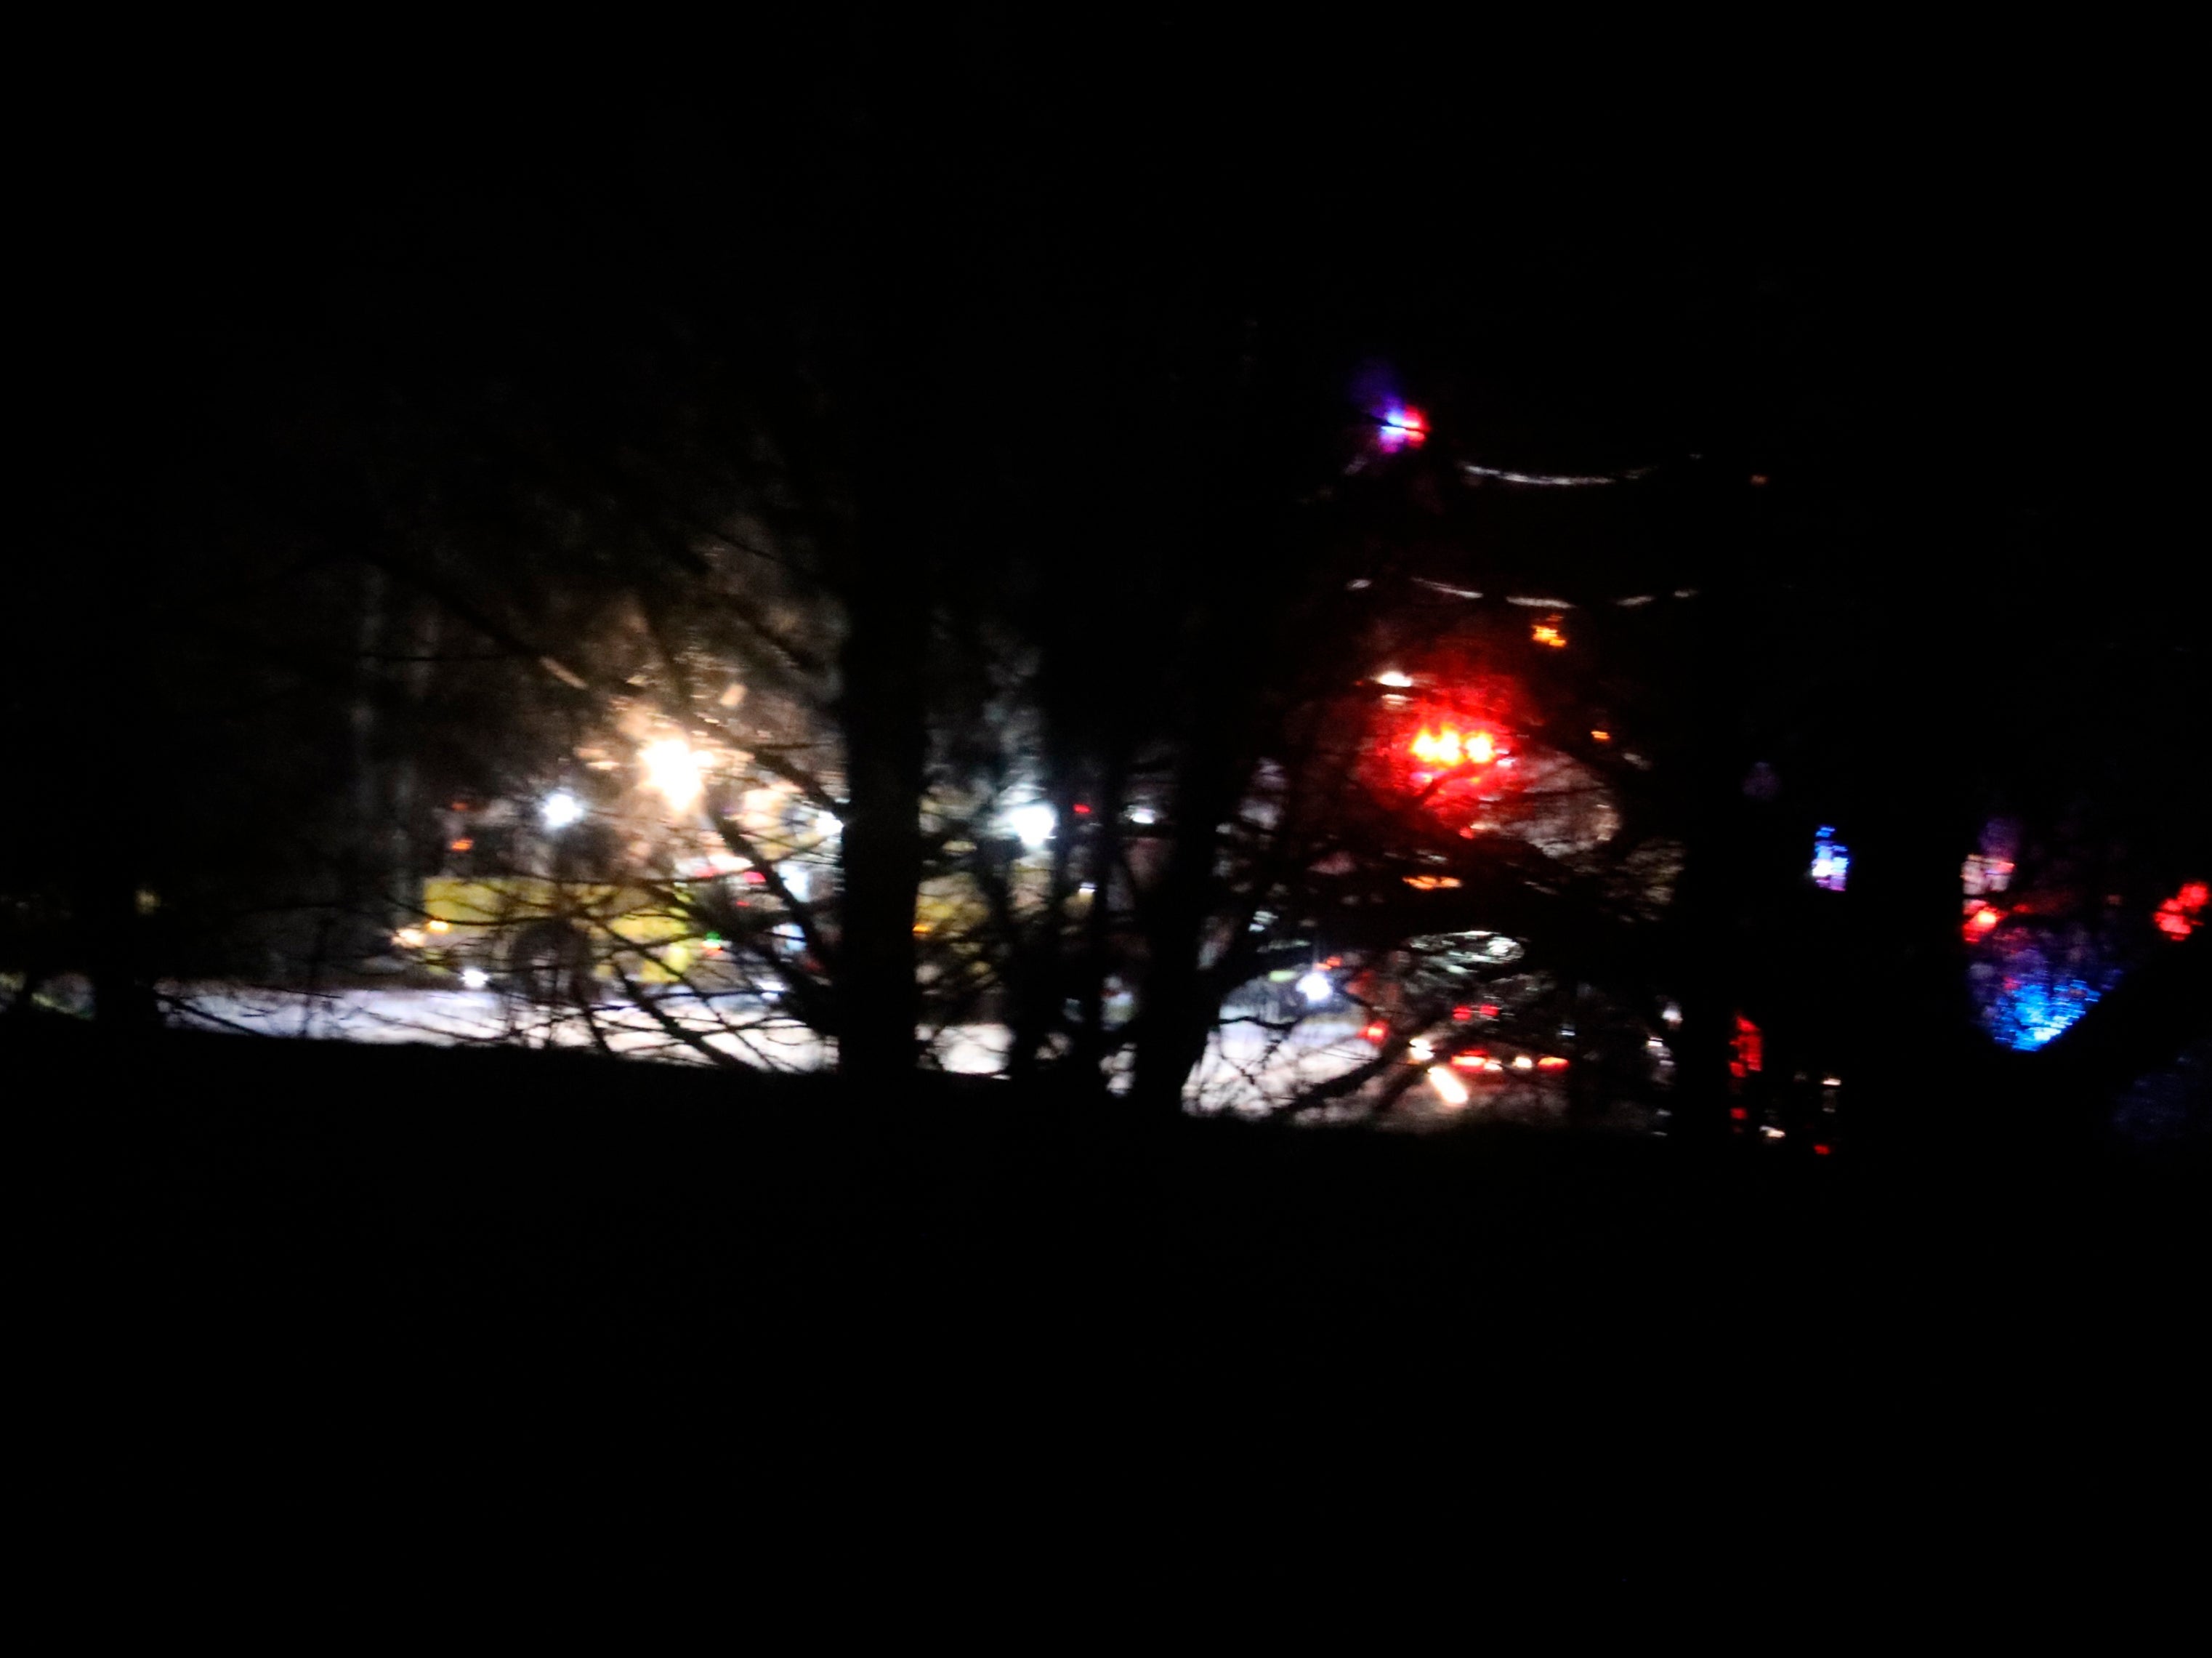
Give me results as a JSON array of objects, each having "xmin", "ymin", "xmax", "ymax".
[
  {"xmin": 1363, "ymin": 1022, "xmax": 1388, "ymax": 1043},
  {"xmin": 1452, "ymin": 1005, "xmax": 1474, "ymax": 1023},
  {"xmin": 1729, "ymin": 1107, "xmax": 1748, "ymax": 1122},
  {"xmin": 1379, "ymin": 406, "xmax": 1428, "ymax": 450},
  {"xmin": 2181, "ymin": 882, "xmax": 2208, "ymax": 911},
  {"xmin": 1966, "ymin": 904, "xmax": 2003, "ymax": 942},
  {"xmin": 1813, "ymin": 1143, "xmax": 1833, "ymax": 1156},
  {"xmin": 1073, "ymin": 802, "xmax": 1091, "ymax": 816},
  {"xmin": 1409, "ymin": 726, "xmax": 1497, "ymax": 769},
  {"xmin": 1478, "ymin": 1003, "xmax": 1499, "ymax": 1019},
  {"xmin": 1729, "ymin": 1013, "xmax": 1763, "ymax": 1078}
]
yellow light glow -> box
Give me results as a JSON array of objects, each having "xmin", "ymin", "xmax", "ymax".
[
  {"xmin": 642, "ymin": 739, "xmax": 705, "ymax": 808},
  {"xmin": 427, "ymin": 919, "xmax": 450, "ymax": 933},
  {"xmin": 1591, "ymin": 729, "xmax": 1611, "ymax": 743},
  {"xmin": 1428, "ymin": 1066, "xmax": 1471, "ymax": 1106},
  {"xmin": 1410, "ymin": 727, "xmax": 1496, "ymax": 768},
  {"xmin": 393, "ymin": 927, "xmax": 427, "ymax": 949},
  {"xmin": 1532, "ymin": 623, "xmax": 1566, "ymax": 648}
]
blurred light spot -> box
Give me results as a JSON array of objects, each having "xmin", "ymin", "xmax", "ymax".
[
  {"xmin": 1377, "ymin": 406, "xmax": 1428, "ymax": 450},
  {"xmin": 1730, "ymin": 1013, "xmax": 1764, "ymax": 1078},
  {"xmin": 1296, "ymin": 969, "xmax": 1333, "ymax": 1005},
  {"xmin": 1428, "ymin": 1065, "xmax": 1469, "ymax": 1105},
  {"xmin": 1811, "ymin": 826, "xmax": 1849, "ymax": 892},
  {"xmin": 541, "ymin": 790, "xmax": 584, "ymax": 830},
  {"xmin": 642, "ymin": 740, "xmax": 704, "ymax": 809},
  {"xmin": 460, "ymin": 967, "xmax": 490, "ymax": 989}
]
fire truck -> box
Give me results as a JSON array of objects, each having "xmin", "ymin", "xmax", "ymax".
[{"xmin": 392, "ymin": 765, "xmax": 828, "ymax": 1003}]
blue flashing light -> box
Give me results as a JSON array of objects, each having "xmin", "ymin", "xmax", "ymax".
[
  {"xmin": 1970, "ymin": 927, "xmax": 2119, "ymax": 1053},
  {"xmin": 1990, "ymin": 978, "xmax": 2101, "ymax": 1051},
  {"xmin": 1377, "ymin": 406, "xmax": 1427, "ymax": 451},
  {"xmin": 1811, "ymin": 825, "xmax": 1849, "ymax": 893}
]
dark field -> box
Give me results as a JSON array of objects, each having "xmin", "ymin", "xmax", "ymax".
[{"xmin": 16, "ymin": 1024, "xmax": 2203, "ymax": 1600}]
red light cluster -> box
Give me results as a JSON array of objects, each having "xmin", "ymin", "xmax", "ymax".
[{"xmin": 2156, "ymin": 881, "xmax": 2208, "ymax": 941}]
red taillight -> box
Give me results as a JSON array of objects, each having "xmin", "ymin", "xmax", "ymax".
[
  {"xmin": 1452, "ymin": 1005, "xmax": 1473, "ymax": 1023},
  {"xmin": 1450, "ymin": 1050, "xmax": 1488, "ymax": 1070},
  {"xmin": 1813, "ymin": 1143, "xmax": 1833, "ymax": 1156},
  {"xmin": 742, "ymin": 869, "xmax": 768, "ymax": 885},
  {"xmin": 1729, "ymin": 1107, "xmax": 1748, "ymax": 1122},
  {"xmin": 1363, "ymin": 1022, "xmax": 1388, "ymax": 1043},
  {"xmin": 1536, "ymin": 1056, "xmax": 1569, "ymax": 1071}
]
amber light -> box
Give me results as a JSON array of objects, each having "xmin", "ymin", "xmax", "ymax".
[{"xmin": 1409, "ymin": 727, "xmax": 1496, "ymax": 767}]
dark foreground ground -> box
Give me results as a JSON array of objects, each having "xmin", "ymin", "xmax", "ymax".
[{"xmin": 15, "ymin": 1021, "xmax": 2205, "ymax": 1610}]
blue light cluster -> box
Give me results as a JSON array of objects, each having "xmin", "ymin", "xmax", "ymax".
[
  {"xmin": 1987, "ymin": 977, "xmax": 2101, "ymax": 1051},
  {"xmin": 1969, "ymin": 927, "xmax": 2119, "ymax": 1053},
  {"xmin": 1810, "ymin": 825, "xmax": 1850, "ymax": 892}
]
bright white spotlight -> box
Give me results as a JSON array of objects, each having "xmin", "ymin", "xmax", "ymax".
[
  {"xmin": 460, "ymin": 967, "xmax": 491, "ymax": 990},
  {"xmin": 1296, "ymin": 969, "xmax": 1333, "ymax": 1006},
  {"xmin": 642, "ymin": 740, "xmax": 704, "ymax": 808},
  {"xmin": 541, "ymin": 790, "xmax": 583, "ymax": 830},
  {"xmin": 1009, "ymin": 804, "xmax": 1055, "ymax": 850}
]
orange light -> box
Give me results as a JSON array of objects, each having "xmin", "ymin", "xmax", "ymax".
[
  {"xmin": 1531, "ymin": 623, "xmax": 1566, "ymax": 648},
  {"xmin": 450, "ymin": 838, "xmax": 474, "ymax": 853},
  {"xmin": 1410, "ymin": 727, "xmax": 1458, "ymax": 765},
  {"xmin": 1363, "ymin": 1022, "xmax": 1388, "ymax": 1043},
  {"xmin": 1965, "ymin": 904, "xmax": 2003, "ymax": 941},
  {"xmin": 1408, "ymin": 727, "xmax": 1498, "ymax": 769},
  {"xmin": 1402, "ymin": 874, "xmax": 1463, "ymax": 891},
  {"xmin": 1537, "ymin": 1056, "xmax": 1569, "ymax": 1071},
  {"xmin": 1450, "ymin": 1050, "xmax": 1488, "ymax": 1070}
]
